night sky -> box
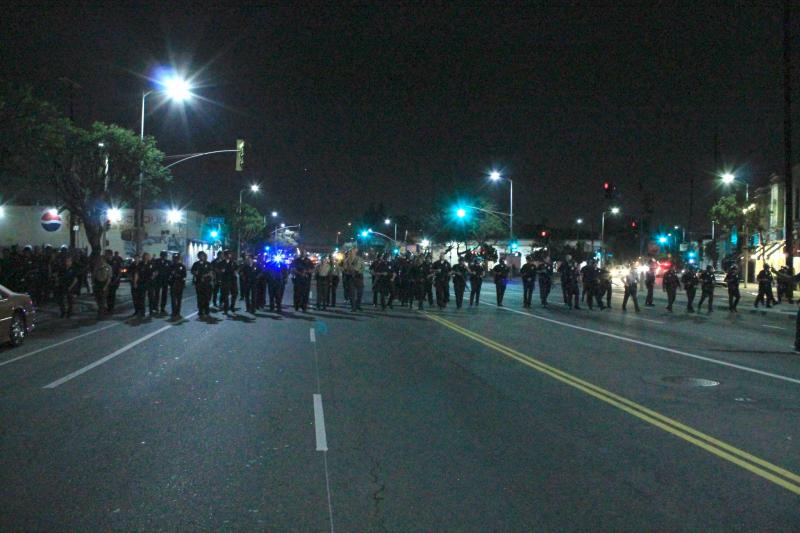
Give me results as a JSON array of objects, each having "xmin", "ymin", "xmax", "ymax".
[{"xmin": 2, "ymin": 2, "xmax": 795, "ymax": 244}]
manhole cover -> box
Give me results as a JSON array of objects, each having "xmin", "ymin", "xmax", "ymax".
[{"xmin": 661, "ymin": 376, "xmax": 720, "ymax": 387}]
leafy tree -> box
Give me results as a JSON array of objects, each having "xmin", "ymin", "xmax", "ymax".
[
  {"xmin": 0, "ymin": 83, "xmax": 171, "ymax": 260},
  {"xmin": 708, "ymin": 194, "xmax": 767, "ymax": 254},
  {"xmin": 231, "ymin": 202, "xmax": 265, "ymax": 252},
  {"xmin": 426, "ymin": 196, "xmax": 507, "ymax": 247}
]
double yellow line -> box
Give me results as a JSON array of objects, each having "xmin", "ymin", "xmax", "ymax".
[{"xmin": 423, "ymin": 312, "xmax": 800, "ymax": 496}]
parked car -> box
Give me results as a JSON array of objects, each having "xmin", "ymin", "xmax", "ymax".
[
  {"xmin": 713, "ymin": 270, "xmax": 728, "ymax": 287},
  {"xmin": 0, "ymin": 284, "xmax": 36, "ymax": 347},
  {"xmin": 119, "ymin": 258, "xmax": 134, "ymax": 281}
]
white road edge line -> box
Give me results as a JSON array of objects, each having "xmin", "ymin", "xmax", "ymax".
[
  {"xmin": 310, "ymin": 328, "xmax": 316, "ymax": 343},
  {"xmin": 0, "ymin": 321, "xmax": 120, "ymax": 368},
  {"xmin": 313, "ymin": 393, "xmax": 328, "ymax": 451},
  {"xmin": 762, "ymin": 325, "xmax": 786, "ymax": 330},
  {"xmin": 485, "ymin": 302, "xmax": 800, "ymax": 385},
  {"xmin": 42, "ymin": 311, "xmax": 199, "ymax": 389}
]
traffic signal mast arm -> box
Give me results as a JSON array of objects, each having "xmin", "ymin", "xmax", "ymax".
[{"xmin": 164, "ymin": 148, "xmax": 239, "ymax": 169}]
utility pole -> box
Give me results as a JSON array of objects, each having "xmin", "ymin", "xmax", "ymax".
[{"xmin": 784, "ymin": 0, "xmax": 793, "ymax": 271}]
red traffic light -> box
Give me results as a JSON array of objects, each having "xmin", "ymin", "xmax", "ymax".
[
  {"xmin": 603, "ymin": 181, "xmax": 611, "ymax": 190},
  {"xmin": 540, "ymin": 230, "xmax": 549, "ymax": 237},
  {"xmin": 631, "ymin": 220, "xmax": 637, "ymax": 228}
]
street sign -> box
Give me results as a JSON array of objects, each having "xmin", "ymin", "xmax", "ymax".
[{"xmin": 207, "ymin": 216, "xmax": 225, "ymax": 225}]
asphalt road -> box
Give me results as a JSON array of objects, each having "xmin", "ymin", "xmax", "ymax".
[{"xmin": 1, "ymin": 280, "xmax": 798, "ymax": 531}]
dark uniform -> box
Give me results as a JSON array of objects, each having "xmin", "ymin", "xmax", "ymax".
[
  {"xmin": 775, "ymin": 266, "xmax": 794, "ymax": 303},
  {"xmin": 755, "ymin": 267, "xmax": 776, "ymax": 308},
  {"xmin": 55, "ymin": 261, "xmax": 78, "ymax": 318},
  {"xmin": 155, "ymin": 252, "xmax": 171, "ymax": 314},
  {"xmin": 211, "ymin": 252, "xmax": 224, "ymax": 307},
  {"xmin": 240, "ymin": 259, "xmax": 259, "ymax": 313},
  {"xmin": 451, "ymin": 260, "xmax": 468, "ymax": 309},
  {"xmin": 644, "ymin": 263, "xmax": 657, "ymax": 306},
  {"xmin": 216, "ymin": 257, "xmax": 239, "ymax": 314},
  {"xmin": 520, "ymin": 259, "xmax": 537, "ymax": 308},
  {"xmin": 724, "ymin": 267, "xmax": 741, "ymax": 312},
  {"xmin": 681, "ymin": 268, "xmax": 698, "ymax": 312},
  {"xmin": 580, "ymin": 262, "xmax": 604, "ymax": 310},
  {"xmin": 663, "ymin": 268, "xmax": 680, "ymax": 312},
  {"xmin": 190, "ymin": 255, "xmax": 214, "ymax": 317},
  {"xmin": 469, "ymin": 260, "xmax": 484, "ymax": 306},
  {"xmin": 598, "ymin": 267, "xmax": 613, "ymax": 309},
  {"xmin": 698, "ymin": 266, "xmax": 715, "ymax": 313},
  {"xmin": 492, "ymin": 261, "xmax": 510, "ymax": 306},
  {"xmin": 411, "ymin": 259, "xmax": 428, "ymax": 310},
  {"xmin": 432, "ymin": 257, "xmax": 451, "ymax": 309},
  {"xmin": 266, "ymin": 259, "xmax": 288, "ymax": 312},
  {"xmin": 372, "ymin": 257, "xmax": 392, "ymax": 309},
  {"xmin": 169, "ymin": 256, "xmax": 187, "ymax": 317},
  {"xmin": 538, "ymin": 261, "xmax": 553, "ymax": 306},
  {"xmin": 108, "ymin": 253, "xmax": 123, "ymax": 312},
  {"xmin": 562, "ymin": 262, "xmax": 580, "ymax": 309},
  {"xmin": 141, "ymin": 258, "xmax": 159, "ymax": 315},
  {"xmin": 292, "ymin": 255, "xmax": 314, "ymax": 312},
  {"xmin": 130, "ymin": 258, "xmax": 146, "ymax": 317}
]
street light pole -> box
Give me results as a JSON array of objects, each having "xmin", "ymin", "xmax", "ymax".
[{"xmin": 136, "ymin": 91, "xmax": 151, "ymax": 257}]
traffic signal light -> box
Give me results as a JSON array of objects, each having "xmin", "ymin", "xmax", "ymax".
[
  {"xmin": 540, "ymin": 230, "xmax": 549, "ymax": 238},
  {"xmin": 235, "ymin": 139, "xmax": 245, "ymax": 171},
  {"xmin": 630, "ymin": 220, "xmax": 637, "ymax": 229},
  {"xmin": 509, "ymin": 240, "xmax": 519, "ymax": 251},
  {"xmin": 603, "ymin": 181, "xmax": 613, "ymax": 199}
]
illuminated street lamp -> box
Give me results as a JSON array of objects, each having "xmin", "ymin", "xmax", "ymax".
[
  {"xmin": 271, "ymin": 211, "xmax": 278, "ymax": 218},
  {"xmin": 600, "ymin": 207, "xmax": 621, "ymax": 266},
  {"xmin": 237, "ymin": 184, "xmax": 261, "ymax": 257},
  {"xmin": 384, "ymin": 218, "xmax": 398, "ymax": 241},
  {"xmin": 106, "ymin": 208, "xmax": 123, "ymax": 223},
  {"xmin": 489, "ymin": 169, "xmax": 513, "ymax": 239},
  {"xmin": 420, "ymin": 239, "xmax": 430, "ymax": 248},
  {"xmin": 136, "ymin": 70, "xmax": 195, "ymax": 255},
  {"xmin": 167, "ymin": 208, "xmax": 183, "ymax": 224}
]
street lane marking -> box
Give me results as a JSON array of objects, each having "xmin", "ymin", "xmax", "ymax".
[
  {"xmin": 313, "ymin": 394, "xmax": 328, "ymax": 451},
  {"xmin": 0, "ymin": 322, "xmax": 120, "ymax": 368},
  {"xmin": 310, "ymin": 328, "xmax": 316, "ymax": 343},
  {"xmin": 43, "ymin": 312, "xmax": 199, "ymax": 389},
  {"xmin": 485, "ymin": 303, "xmax": 800, "ymax": 385},
  {"xmin": 423, "ymin": 312, "xmax": 800, "ymax": 495},
  {"xmin": 762, "ymin": 325, "xmax": 786, "ymax": 330}
]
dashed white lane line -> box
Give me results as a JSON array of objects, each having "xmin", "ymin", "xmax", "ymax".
[
  {"xmin": 484, "ymin": 302, "xmax": 800, "ymax": 385},
  {"xmin": 310, "ymin": 328, "xmax": 316, "ymax": 343},
  {"xmin": 762, "ymin": 325, "xmax": 786, "ymax": 330},
  {"xmin": 313, "ymin": 393, "xmax": 328, "ymax": 451},
  {"xmin": 43, "ymin": 311, "xmax": 199, "ymax": 389},
  {"xmin": 0, "ymin": 322, "xmax": 120, "ymax": 369}
]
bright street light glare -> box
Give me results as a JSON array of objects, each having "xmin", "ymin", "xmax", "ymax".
[
  {"xmin": 106, "ymin": 208, "xmax": 122, "ymax": 223},
  {"xmin": 250, "ymin": 184, "xmax": 260, "ymax": 192},
  {"xmin": 489, "ymin": 170, "xmax": 502, "ymax": 181},
  {"xmin": 722, "ymin": 172, "xmax": 735, "ymax": 184},
  {"xmin": 271, "ymin": 211, "xmax": 278, "ymax": 217},
  {"xmin": 576, "ymin": 218, "xmax": 584, "ymax": 224},
  {"xmin": 384, "ymin": 218, "xmax": 391, "ymax": 225},
  {"xmin": 280, "ymin": 222, "xmax": 286, "ymax": 228},
  {"xmin": 611, "ymin": 207, "xmax": 620, "ymax": 214},
  {"xmin": 658, "ymin": 236, "xmax": 667, "ymax": 244},
  {"xmin": 210, "ymin": 230, "xmax": 219, "ymax": 238},
  {"xmin": 456, "ymin": 208, "xmax": 466, "ymax": 218},
  {"xmin": 674, "ymin": 225, "xmax": 679, "ymax": 229},
  {"xmin": 162, "ymin": 76, "xmax": 192, "ymax": 101},
  {"xmin": 420, "ymin": 239, "xmax": 430, "ymax": 248},
  {"xmin": 167, "ymin": 209, "xmax": 183, "ymax": 224}
]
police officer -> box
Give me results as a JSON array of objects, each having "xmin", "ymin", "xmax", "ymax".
[
  {"xmin": 468, "ymin": 258, "xmax": 485, "ymax": 306},
  {"xmin": 772, "ymin": 265, "xmax": 793, "ymax": 304},
  {"xmin": 538, "ymin": 257, "xmax": 554, "ymax": 307},
  {"xmin": 92, "ymin": 254, "xmax": 112, "ymax": 318},
  {"xmin": 190, "ymin": 251, "xmax": 214, "ymax": 318},
  {"xmin": 451, "ymin": 256, "xmax": 468, "ymax": 309},
  {"xmin": 328, "ymin": 255, "xmax": 341, "ymax": 308},
  {"xmin": 372, "ymin": 253, "xmax": 392, "ymax": 309},
  {"xmin": 107, "ymin": 250, "xmax": 123, "ymax": 313},
  {"xmin": 170, "ymin": 253, "xmax": 187, "ymax": 318},
  {"xmin": 292, "ymin": 250, "xmax": 314, "ymax": 312},
  {"xmin": 55, "ymin": 255, "xmax": 79, "ymax": 318},
  {"xmin": 724, "ymin": 265, "xmax": 741, "ymax": 312},
  {"xmin": 755, "ymin": 265, "xmax": 776, "ymax": 308},
  {"xmin": 216, "ymin": 250, "xmax": 239, "ymax": 315},
  {"xmin": 622, "ymin": 265, "xmax": 641, "ymax": 312},
  {"xmin": 240, "ymin": 254, "xmax": 259, "ymax": 313},
  {"xmin": 662, "ymin": 266, "xmax": 680, "ymax": 312},
  {"xmin": 129, "ymin": 255, "xmax": 146, "ymax": 318},
  {"xmin": 266, "ymin": 255, "xmax": 288, "ymax": 313},
  {"xmin": 644, "ymin": 260, "xmax": 657, "ymax": 306},
  {"xmin": 598, "ymin": 265, "xmax": 613, "ymax": 309},
  {"xmin": 423, "ymin": 254, "xmax": 435, "ymax": 306},
  {"xmin": 698, "ymin": 265, "xmax": 715, "ymax": 313},
  {"xmin": 314, "ymin": 254, "xmax": 332, "ymax": 310},
  {"xmin": 681, "ymin": 266, "xmax": 698, "ymax": 313},
  {"xmin": 140, "ymin": 252, "xmax": 159, "ymax": 317},
  {"xmin": 492, "ymin": 257, "xmax": 510, "ymax": 306},
  {"xmin": 520, "ymin": 255, "xmax": 537, "ymax": 308},
  {"xmin": 211, "ymin": 250, "xmax": 224, "ymax": 308},
  {"xmin": 155, "ymin": 251, "xmax": 171, "ymax": 315},
  {"xmin": 562, "ymin": 259, "xmax": 580, "ymax": 310},
  {"xmin": 343, "ymin": 248, "xmax": 365, "ymax": 311},
  {"xmin": 580, "ymin": 259, "xmax": 604, "ymax": 310},
  {"xmin": 432, "ymin": 253, "xmax": 451, "ymax": 309}
]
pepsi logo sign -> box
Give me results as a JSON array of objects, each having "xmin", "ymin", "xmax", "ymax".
[{"xmin": 41, "ymin": 210, "xmax": 63, "ymax": 232}]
